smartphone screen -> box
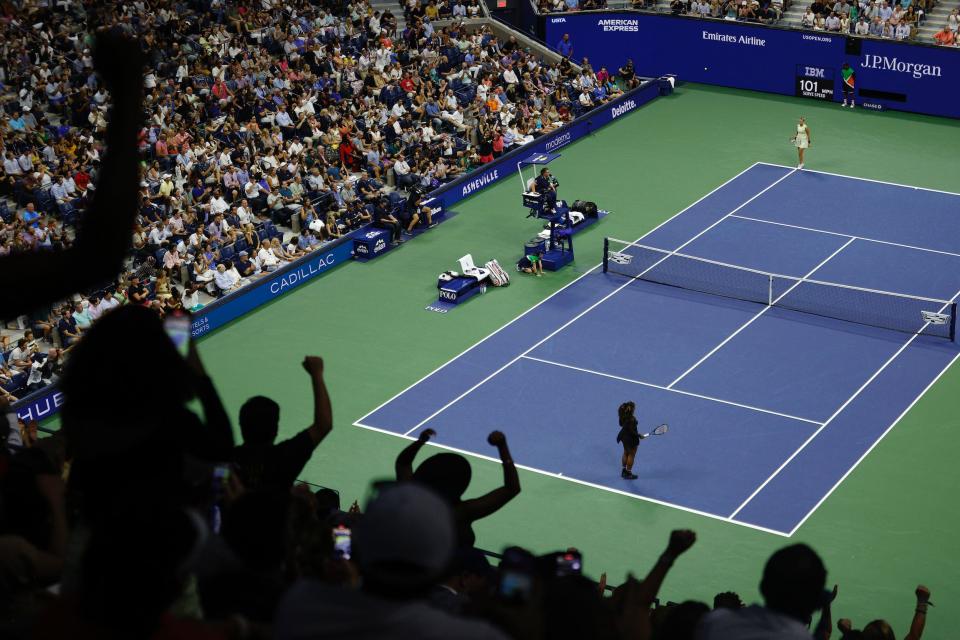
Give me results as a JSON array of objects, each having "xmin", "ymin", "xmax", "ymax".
[
  {"xmin": 554, "ymin": 551, "xmax": 582, "ymax": 577},
  {"xmin": 212, "ymin": 464, "xmax": 231, "ymax": 497},
  {"xmin": 164, "ymin": 314, "xmax": 191, "ymax": 356},
  {"xmin": 333, "ymin": 525, "xmax": 352, "ymax": 560},
  {"xmin": 499, "ymin": 570, "xmax": 533, "ymax": 601},
  {"xmin": 498, "ymin": 547, "xmax": 536, "ymax": 603}
]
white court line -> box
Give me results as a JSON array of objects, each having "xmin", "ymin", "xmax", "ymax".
[
  {"xmin": 667, "ymin": 237, "xmax": 857, "ymax": 389},
  {"xmin": 521, "ymin": 356, "xmax": 823, "ymax": 425},
  {"xmin": 756, "ymin": 161, "xmax": 960, "ymax": 197},
  {"xmin": 397, "ymin": 167, "xmax": 799, "ymax": 437},
  {"xmin": 353, "ymin": 420, "xmax": 792, "ymax": 537},
  {"xmin": 731, "ymin": 214, "xmax": 960, "ymax": 260},
  {"xmin": 729, "ymin": 286, "xmax": 960, "ymax": 521},
  {"xmin": 354, "ymin": 161, "xmax": 773, "ymax": 427},
  {"xmin": 786, "ymin": 346, "xmax": 960, "ymax": 536}
]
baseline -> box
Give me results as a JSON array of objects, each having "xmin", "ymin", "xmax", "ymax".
[
  {"xmin": 353, "ymin": 420, "xmax": 792, "ymax": 537},
  {"xmin": 755, "ymin": 162, "xmax": 960, "ymax": 197}
]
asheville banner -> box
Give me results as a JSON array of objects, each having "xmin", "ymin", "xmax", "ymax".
[{"xmin": 429, "ymin": 80, "xmax": 663, "ymax": 210}]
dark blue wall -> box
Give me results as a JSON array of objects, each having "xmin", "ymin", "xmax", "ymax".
[{"xmin": 545, "ymin": 13, "xmax": 958, "ymax": 118}]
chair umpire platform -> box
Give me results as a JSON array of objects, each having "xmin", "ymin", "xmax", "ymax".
[{"xmin": 517, "ymin": 152, "xmax": 609, "ymax": 271}]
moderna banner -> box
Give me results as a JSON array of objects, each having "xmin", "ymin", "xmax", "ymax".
[
  {"xmin": 544, "ymin": 13, "xmax": 958, "ymax": 119},
  {"xmin": 430, "ymin": 79, "xmax": 663, "ymax": 210}
]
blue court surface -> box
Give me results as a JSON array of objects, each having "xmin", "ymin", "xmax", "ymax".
[{"xmin": 355, "ymin": 163, "xmax": 960, "ymax": 536}]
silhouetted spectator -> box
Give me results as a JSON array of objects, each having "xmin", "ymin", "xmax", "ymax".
[
  {"xmin": 60, "ymin": 305, "xmax": 233, "ymax": 525},
  {"xmin": 232, "ymin": 356, "xmax": 333, "ymax": 491},
  {"xmin": 696, "ymin": 544, "xmax": 829, "ymax": 639},
  {"xmin": 396, "ymin": 429, "xmax": 520, "ymax": 548},
  {"xmin": 275, "ymin": 483, "xmax": 510, "ymax": 639}
]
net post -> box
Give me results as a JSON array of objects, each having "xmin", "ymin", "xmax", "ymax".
[
  {"xmin": 951, "ymin": 303, "xmax": 958, "ymax": 342},
  {"xmin": 768, "ymin": 275, "xmax": 773, "ymax": 306},
  {"xmin": 603, "ymin": 238, "xmax": 609, "ymax": 273}
]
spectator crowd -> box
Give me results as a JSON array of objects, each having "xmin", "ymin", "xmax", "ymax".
[
  {"xmin": 800, "ymin": 0, "xmax": 933, "ymax": 40},
  {"xmin": 0, "ymin": 301, "xmax": 938, "ymax": 640},
  {"xmin": 668, "ymin": 0, "xmax": 786, "ymax": 23},
  {"xmin": 0, "ymin": 5, "xmax": 942, "ymax": 640},
  {"xmin": 0, "ymin": 292, "xmax": 939, "ymax": 640},
  {"xmin": 0, "ymin": 0, "xmax": 635, "ymax": 403},
  {"xmin": 538, "ymin": 0, "xmax": 953, "ymax": 44},
  {"xmin": 932, "ymin": 8, "xmax": 958, "ymax": 44}
]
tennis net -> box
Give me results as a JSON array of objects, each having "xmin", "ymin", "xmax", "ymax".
[{"xmin": 603, "ymin": 237, "xmax": 957, "ymax": 340}]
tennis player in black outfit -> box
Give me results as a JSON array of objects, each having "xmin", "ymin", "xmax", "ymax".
[{"xmin": 616, "ymin": 401, "xmax": 644, "ymax": 479}]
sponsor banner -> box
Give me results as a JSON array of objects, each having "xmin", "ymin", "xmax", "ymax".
[
  {"xmin": 432, "ymin": 81, "xmax": 660, "ymax": 210},
  {"xmin": 190, "ymin": 240, "xmax": 353, "ymax": 340},
  {"xmin": 796, "ymin": 65, "xmax": 835, "ymax": 100},
  {"xmin": 544, "ymin": 13, "xmax": 958, "ymax": 119},
  {"xmin": 14, "ymin": 239, "xmax": 353, "ymax": 422},
  {"xmin": 14, "ymin": 83, "xmax": 663, "ymax": 423},
  {"xmin": 14, "ymin": 390, "xmax": 64, "ymax": 424}
]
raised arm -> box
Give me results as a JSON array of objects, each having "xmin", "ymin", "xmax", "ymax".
[
  {"xmin": 0, "ymin": 32, "xmax": 145, "ymax": 318},
  {"xmin": 457, "ymin": 430, "xmax": 521, "ymax": 523},
  {"xmin": 185, "ymin": 340, "xmax": 234, "ymax": 459},
  {"xmin": 301, "ymin": 356, "xmax": 333, "ymax": 445},
  {"xmin": 610, "ymin": 529, "xmax": 696, "ymax": 639},
  {"xmin": 395, "ymin": 428, "xmax": 436, "ymax": 481},
  {"xmin": 635, "ymin": 529, "xmax": 696, "ymax": 607},
  {"xmin": 814, "ymin": 585, "xmax": 838, "ymax": 640},
  {"xmin": 905, "ymin": 585, "xmax": 931, "ymax": 640}
]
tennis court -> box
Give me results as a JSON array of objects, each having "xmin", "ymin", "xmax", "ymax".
[{"xmin": 355, "ymin": 162, "xmax": 960, "ymax": 536}]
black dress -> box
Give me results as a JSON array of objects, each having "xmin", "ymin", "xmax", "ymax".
[{"xmin": 617, "ymin": 416, "xmax": 641, "ymax": 450}]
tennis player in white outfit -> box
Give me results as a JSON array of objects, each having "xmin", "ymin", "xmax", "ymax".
[{"xmin": 792, "ymin": 117, "xmax": 811, "ymax": 169}]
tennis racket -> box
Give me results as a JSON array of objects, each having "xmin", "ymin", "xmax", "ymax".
[{"xmin": 642, "ymin": 424, "xmax": 669, "ymax": 438}]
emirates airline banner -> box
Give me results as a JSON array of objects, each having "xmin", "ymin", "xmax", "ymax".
[{"xmin": 544, "ymin": 12, "xmax": 958, "ymax": 119}]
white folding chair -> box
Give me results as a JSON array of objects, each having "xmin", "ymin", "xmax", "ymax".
[{"xmin": 458, "ymin": 254, "xmax": 490, "ymax": 282}]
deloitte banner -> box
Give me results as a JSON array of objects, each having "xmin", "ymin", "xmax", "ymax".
[
  {"xmin": 544, "ymin": 13, "xmax": 958, "ymax": 119},
  {"xmin": 13, "ymin": 239, "xmax": 353, "ymax": 423},
  {"xmin": 13, "ymin": 81, "xmax": 664, "ymax": 424}
]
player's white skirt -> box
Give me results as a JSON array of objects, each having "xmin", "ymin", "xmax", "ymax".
[{"xmin": 795, "ymin": 135, "xmax": 809, "ymax": 149}]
